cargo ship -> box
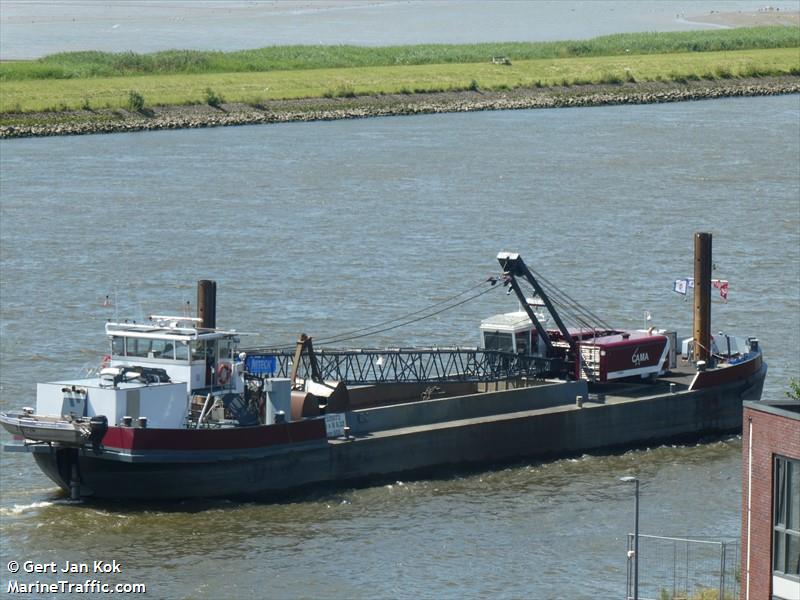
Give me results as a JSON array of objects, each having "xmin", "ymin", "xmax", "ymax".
[{"xmin": 0, "ymin": 234, "xmax": 767, "ymax": 500}]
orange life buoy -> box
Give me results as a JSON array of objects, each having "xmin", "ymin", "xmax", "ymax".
[{"xmin": 216, "ymin": 363, "xmax": 232, "ymax": 385}]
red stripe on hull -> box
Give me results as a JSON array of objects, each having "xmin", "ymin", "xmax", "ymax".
[
  {"xmin": 101, "ymin": 418, "xmax": 327, "ymax": 451},
  {"xmin": 689, "ymin": 353, "xmax": 762, "ymax": 391}
]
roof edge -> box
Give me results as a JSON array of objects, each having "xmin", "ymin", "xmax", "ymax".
[{"xmin": 744, "ymin": 400, "xmax": 800, "ymax": 421}]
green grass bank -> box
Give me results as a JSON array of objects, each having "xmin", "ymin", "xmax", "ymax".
[
  {"xmin": 2, "ymin": 48, "xmax": 798, "ymax": 114},
  {"xmin": 2, "ymin": 26, "xmax": 798, "ymax": 81},
  {"xmin": 1, "ymin": 26, "xmax": 797, "ymax": 137}
]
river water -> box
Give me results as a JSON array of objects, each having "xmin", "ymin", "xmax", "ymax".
[
  {"xmin": 2, "ymin": 0, "xmax": 799, "ymax": 59},
  {"xmin": 1, "ymin": 1, "xmax": 800, "ymax": 597},
  {"xmin": 1, "ymin": 92, "xmax": 798, "ymax": 598}
]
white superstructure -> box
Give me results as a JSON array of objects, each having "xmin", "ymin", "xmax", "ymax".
[{"xmin": 104, "ymin": 315, "xmax": 244, "ymax": 394}]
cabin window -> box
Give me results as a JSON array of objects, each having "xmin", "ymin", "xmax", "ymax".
[
  {"xmin": 150, "ymin": 339, "xmax": 175, "ymax": 359},
  {"xmin": 191, "ymin": 340, "xmax": 212, "ymax": 361},
  {"xmin": 125, "ymin": 338, "xmax": 152, "ymax": 357},
  {"xmin": 175, "ymin": 341, "xmax": 189, "ymax": 361},
  {"xmin": 515, "ymin": 331, "xmax": 531, "ymax": 354},
  {"xmin": 484, "ymin": 331, "xmax": 514, "ymax": 352},
  {"xmin": 217, "ymin": 339, "xmax": 234, "ymax": 361},
  {"xmin": 111, "ymin": 336, "xmax": 125, "ymax": 356}
]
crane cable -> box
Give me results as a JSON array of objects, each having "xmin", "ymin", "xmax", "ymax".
[
  {"xmin": 521, "ymin": 268, "xmax": 613, "ymax": 331},
  {"xmin": 527, "ymin": 283, "xmax": 605, "ymax": 333},
  {"xmin": 317, "ymin": 283, "xmax": 500, "ymax": 346},
  {"xmin": 253, "ymin": 276, "xmax": 502, "ymax": 351}
]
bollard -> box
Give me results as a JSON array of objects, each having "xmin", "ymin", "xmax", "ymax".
[
  {"xmin": 576, "ymin": 395, "xmax": 584, "ymax": 408},
  {"xmin": 122, "ymin": 415, "xmax": 132, "ymax": 427},
  {"xmin": 138, "ymin": 416, "xmax": 148, "ymax": 429},
  {"xmin": 670, "ymin": 383, "xmax": 676, "ymax": 394}
]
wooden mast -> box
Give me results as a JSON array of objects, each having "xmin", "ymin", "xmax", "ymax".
[
  {"xmin": 693, "ymin": 232, "xmax": 712, "ymax": 364},
  {"xmin": 197, "ymin": 279, "xmax": 217, "ymax": 329}
]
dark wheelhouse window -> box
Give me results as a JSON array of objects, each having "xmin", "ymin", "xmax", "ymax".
[
  {"xmin": 111, "ymin": 336, "xmax": 125, "ymax": 356},
  {"xmin": 175, "ymin": 341, "xmax": 189, "ymax": 361},
  {"xmin": 125, "ymin": 338, "xmax": 152, "ymax": 358},
  {"xmin": 774, "ymin": 456, "xmax": 800, "ymax": 578},
  {"xmin": 484, "ymin": 331, "xmax": 514, "ymax": 352}
]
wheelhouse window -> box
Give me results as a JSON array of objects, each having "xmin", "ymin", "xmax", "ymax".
[
  {"xmin": 774, "ymin": 455, "xmax": 800, "ymax": 579},
  {"xmin": 111, "ymin": 336, "xmax": 125, "ymax": 356},
  {"xmin": 175, "ymin": 341, "xmax": 189, "ymax": 361},
  {"xmin": 191, "ymin": 340, "xmax": 212, "ymax": 362},
  {"xmin": 117, "ymin": 337, "xmax": 177, "ymax": 359},
  {"xmin": 125, "ymin": 338, "xmax": 150, "ymax": 358},
  {"xmin": 151, "ymin": 339, "xmax": 175, "ymax": 359},
  {"xmin": 217, "ymin": 338, "xmax": 234, "ymax": 361},
  {"xmin": 515, "ymin": 331, "xmax": 531, "ymax": 355},
  {"xmin": 484, "ymin": 331, "xmax": 514, "ymax": 352}
]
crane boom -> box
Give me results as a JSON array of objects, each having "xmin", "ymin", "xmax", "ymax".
[{"xmin": 496, "ymin": 252, "xmax": 578, "ymax": 364}]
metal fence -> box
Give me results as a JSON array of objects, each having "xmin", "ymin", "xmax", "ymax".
[{"xmin": 626, "ymin": 534, "xmax": 740, "ymax": 600}]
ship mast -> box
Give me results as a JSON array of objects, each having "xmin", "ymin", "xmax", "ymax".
[{"xmin": 693, "ymin": 232, "xmax": 712, "ymax": 365}]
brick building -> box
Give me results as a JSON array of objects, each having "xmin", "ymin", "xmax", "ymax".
[{"xmin": 741, "ymin": 400, "xmax": 800, "ymax": 600}]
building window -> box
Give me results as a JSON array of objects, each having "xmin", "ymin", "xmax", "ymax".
[{"xmin": 774, "ymin": 455, "xmax": 800, "ymax": 579}]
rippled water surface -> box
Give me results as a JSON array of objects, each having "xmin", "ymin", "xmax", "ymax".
[
  {"xmin": 2, "ymin": 0, "xmax": 799, "ymax": 59},
  {"xmin": 1, "ymin": 95, "xmax": 799, "ymax": 598}
]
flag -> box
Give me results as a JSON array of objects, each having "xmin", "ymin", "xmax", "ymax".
[
  {"xmin": 718, "ymin": 280, "xmax": 729, "ymax": 301},
  {"xmin": 712, "ymin": 279, "xmax": 729, "ymax": 301},
  {"xmin": 673, "ymin": 278, "xmax": 729, "ymax": 300}
]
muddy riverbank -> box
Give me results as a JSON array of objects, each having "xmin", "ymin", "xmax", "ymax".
[{"xmin": 1, "ymin": 76, "xmax": 798, "ymax": 139}]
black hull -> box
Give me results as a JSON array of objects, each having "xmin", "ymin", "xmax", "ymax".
[{"xmin": 27, "ymin": 360, "xmax": 766, "ymax": 501}]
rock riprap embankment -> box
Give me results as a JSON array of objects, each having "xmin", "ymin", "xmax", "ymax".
[{"xmin": 2, "ymin": 78, "xmax": 798, "ymax": 139}]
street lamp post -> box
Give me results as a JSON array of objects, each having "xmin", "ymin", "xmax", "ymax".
[{"xmin": 620, "ymin": 476, "xmax": 640, "ymax": 600}]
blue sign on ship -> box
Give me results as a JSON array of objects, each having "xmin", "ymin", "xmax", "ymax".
[{"xmin": 246, "ymin": 355, "xmax": 278, "ymax": 376}]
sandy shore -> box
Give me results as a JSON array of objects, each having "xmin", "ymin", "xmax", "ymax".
[
  {"xmin": 1, "ymin": 76, "xmax": 798, "ymax": 139},
  {"xmin": 686, "ymin": 10, "xmax": 800, "ymax": 28}
]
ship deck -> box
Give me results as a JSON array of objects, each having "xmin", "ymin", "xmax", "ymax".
[{"xmin": 588, "ymin": 360, "xmax": 697, "ymax": 400}]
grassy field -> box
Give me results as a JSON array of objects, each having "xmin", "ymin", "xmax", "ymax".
[
  {"xmin": 1, "ymin": 26, "xmax": 798, "ymax": 81},
  {"xmin": 1, "ymin": 47, "xmax": 798, "ymax": 114}
]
